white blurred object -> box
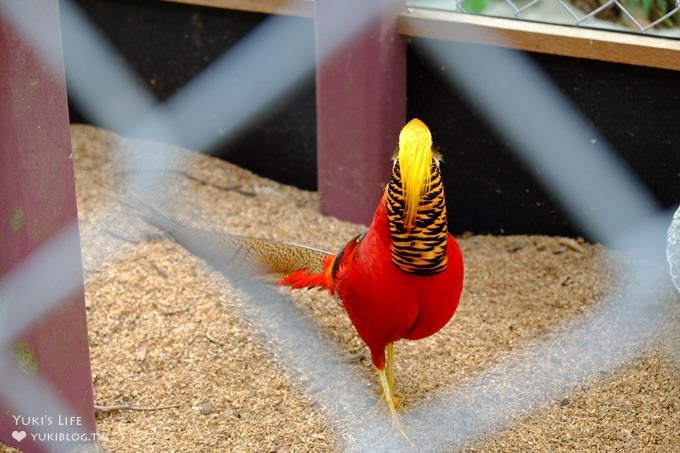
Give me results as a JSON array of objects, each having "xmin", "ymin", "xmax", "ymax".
[{"xmin": 668, "ymin": 205, "xmax": 680, "ymax": 292}]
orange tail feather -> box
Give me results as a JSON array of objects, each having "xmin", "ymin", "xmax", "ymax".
[{"xmin": 279, "ymin": 255, "xmax": 335, "ymax": 293}]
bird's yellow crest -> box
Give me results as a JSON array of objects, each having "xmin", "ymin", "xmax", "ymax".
[{"xmin": 397, "ymin": 118, "xmax": 433, "ymax": 232}]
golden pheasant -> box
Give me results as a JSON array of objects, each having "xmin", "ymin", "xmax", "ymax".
[{"xmin": 135, "ymin": 118, "xmax": 464, "ymax": 441}]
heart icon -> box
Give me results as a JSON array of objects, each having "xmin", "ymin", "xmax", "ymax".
[{"xmin": 12, "ymin": 430, "xmax": 26, "ymax": 442}]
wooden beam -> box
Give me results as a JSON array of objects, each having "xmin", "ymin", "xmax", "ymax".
[
  {"xmin": 161, "ymin": 0, "xmax": 314, "ymax": 17},
  {"xmin": 315, "ymin": 0, "xmax": 407, "ymax": 225},
  {"xmin": 398, "ymin": 9, "xmax": 680, "ymax": 71},
  {"xmin": 0, "ymin": 1, "xmax": 96, "ymax": 451},
  {"xmin": 161, "ymin": 1, "xmax": 680, "ymax": 72}
]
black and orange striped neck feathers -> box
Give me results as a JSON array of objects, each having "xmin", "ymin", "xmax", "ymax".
[{"xmin": 385, "ymin": 119, "xmax": 448, "ymax": 275}]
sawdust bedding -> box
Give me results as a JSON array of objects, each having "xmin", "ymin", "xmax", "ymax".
[{"xmin": 5, "ymin": 124, "xmax": 679, "ymax": 452}]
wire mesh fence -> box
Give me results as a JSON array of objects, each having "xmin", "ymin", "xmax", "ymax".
[
  {"xmin": 1, "ymin": 0, "xmax": 679, "ymax": 451},
  {"xmin": 410, "ymin": 0, "xmax": 680, "ymax": 35}
]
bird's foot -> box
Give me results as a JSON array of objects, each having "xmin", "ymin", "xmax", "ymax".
[
  {"xmin": 378, "ymin": 369, "xmax": 417, "ymax": 450},
  {"xmin": 380, "ymin": 389, "xmax": 404, "ymax": 410},
  {"xmin": 388, "ymin": 414, "xmax": 417, "ymax": 451}
]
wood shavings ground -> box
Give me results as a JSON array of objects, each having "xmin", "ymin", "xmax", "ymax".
[{"xmin": 4, "ymin": 124, "xmax": 678, "ymax": 452}]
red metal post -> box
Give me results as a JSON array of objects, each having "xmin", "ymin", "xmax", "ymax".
[
  {"xmin": 0, "ymin": 1, "xmax": 96, "ymax": 452},
  {"xmin": 315, "ymin": 0, "xmax": 407, "ymax": 225}
]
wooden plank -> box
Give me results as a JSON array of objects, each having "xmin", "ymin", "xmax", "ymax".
[
  {"xmin": 398, "ymin": 9, "xmax": 680, "ymax": 71},
  {"xmin": 315, "ymin": 0, "xmax": 407, "ymax": 224},
  {"xmin": 161, "ymin": 0, "xmax": 314, "ymax": 17},
  {"xmin": 0, "ymin": 1, "xmax": 96, "ymax": 451},
  {"xmin": 161, "ymin": 1, "xmax": 680, "ymax": 71}
]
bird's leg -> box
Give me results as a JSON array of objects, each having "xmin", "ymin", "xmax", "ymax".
[
  {"xmin": 378, "ymin": 367, "xmax": 416, "ymax": 449},
  {"xmin": 385, "ymin": 343, "xmax": 402, "ymax": 409}
]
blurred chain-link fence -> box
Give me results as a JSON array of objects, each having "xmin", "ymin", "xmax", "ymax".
[
  {"xmin": 1, "ymin": 0, "xmax": 679, "ymax": 451},
  {"xmin": 410, "ymin": 0, "xmax": 680, "ymax": 35}
]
